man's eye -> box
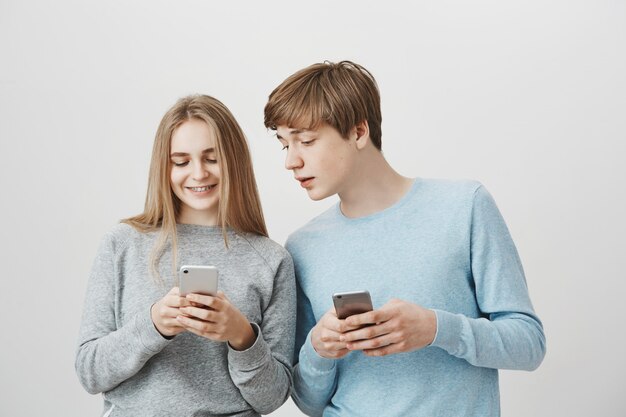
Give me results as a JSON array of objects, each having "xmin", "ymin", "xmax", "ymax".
[
  {"xmin": 173, "ymin": 161, "xmax": 189, "ymax": 167},
  {"xmin": 302, "ymin": 140, "xmax": 315, "ymax": 146}
]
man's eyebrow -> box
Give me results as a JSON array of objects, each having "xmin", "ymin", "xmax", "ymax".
[
  {"xmin": 276, "ymin": 129, "xmax": 308, "ymax": 140},
  {"xmin": 170, "ymin": 148, "xmax": 215, "ymax": 157}
]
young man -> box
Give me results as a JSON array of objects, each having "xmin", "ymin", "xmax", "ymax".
[{"xmin": 264, "ymin": 61, "xmax": 545, "ymax": 417}]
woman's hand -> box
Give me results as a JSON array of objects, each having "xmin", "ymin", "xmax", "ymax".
[
  {"xmin": 176, "ymin": 291, "xmax": 256, "ymax": 351},
  {"xmin": 151, "ymin": 287, "xmax": 190, "ymax": 337}
]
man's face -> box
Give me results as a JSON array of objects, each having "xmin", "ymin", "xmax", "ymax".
[{"xmin": 276, "ymin": 123, "xmax": 358, "ymax": 201}]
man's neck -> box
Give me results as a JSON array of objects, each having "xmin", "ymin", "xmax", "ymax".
[{"xmin": 338, "ymin": 151, "xmax": 414, "ymax": 219}]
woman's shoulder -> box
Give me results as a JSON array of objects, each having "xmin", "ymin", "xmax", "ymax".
[
  {"xmin": 100, "ymin": 222, "xmax": 154, "ymax": 252},
  {"xmin": 235, "ymin": 232, "xmax": 292, "ymax": 268},
  {"xmin": 105, "ymin": 222, "xmax": 137, "ymax": 239}
]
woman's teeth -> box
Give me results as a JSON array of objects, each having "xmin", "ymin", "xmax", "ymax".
[{"xmin": 189, "ymin": 185, "xmax": 214, "ymax": 192}]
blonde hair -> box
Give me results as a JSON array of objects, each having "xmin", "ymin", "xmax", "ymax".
[
  {"xmin": 264, "ymin": 60, "xmax": 383, "ymax": 150},
  {"xmin": 123, "ymin": 95, "xmax": 267, "ymax": 283}
]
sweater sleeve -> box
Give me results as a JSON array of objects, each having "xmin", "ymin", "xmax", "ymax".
[
  {"xmin": 290, "ymin": 279, "xmax": 338, "ymax": 417},
  {"xmin": 430, "ymin": 185, "xmax": 546, "ymax": 370},
  {"xmin": 227, "ymin": 253, "xmax": 296, "ymax": 415},
  {"xmin": 75, "ymin": 232, "xmax": 170, "ymax": 394}
]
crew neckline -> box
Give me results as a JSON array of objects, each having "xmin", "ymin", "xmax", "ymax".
[
  {"xmin": 175, "ymin": 223, "xmax": 229, "ymax": 235},
  {"xmin": 335, "ymin": 178, "xmax": 421, "ymax": 222}
]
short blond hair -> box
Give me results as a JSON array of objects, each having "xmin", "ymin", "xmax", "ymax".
[{"xmin": 264, "ymin": 60, "xmax": 383, "ymax": 150}]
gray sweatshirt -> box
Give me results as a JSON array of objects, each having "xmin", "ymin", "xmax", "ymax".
[{"xmin": 76, "ymin": 223, "xmax": 296, "ymax": 417}]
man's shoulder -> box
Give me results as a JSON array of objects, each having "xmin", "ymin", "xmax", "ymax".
[
  {"xmin": 285, "ymin": 204, "xmax": 339, "ymax": 250},
  {"xmin": 416, "ymin": 177, "xmax": 482, "ymax": 197},
  {"xmin": 284, "ymin": 179, "xmax": 484, "ymax": 252},
  {"xmin": 409, "ymin": 177, "xmax": 484, "ymax": 210}
]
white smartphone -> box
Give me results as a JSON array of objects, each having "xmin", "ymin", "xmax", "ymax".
[
  {"xmin": 179, "ymin": 265, "xmax": 218, "ymax": 296},
  {"xmin": 332, "ymin": 290, "xmax": 373, "ymax": 319}
]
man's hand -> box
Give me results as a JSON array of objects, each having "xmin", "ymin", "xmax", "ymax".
[
  {"xmin": 340, "ymin": 299, "xmax": 437, "ymax": 357},
  {"xmin": 310, "ymin": 308, "xmax": 361, "ymax": 359}
]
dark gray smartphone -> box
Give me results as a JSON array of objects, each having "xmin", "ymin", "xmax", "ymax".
[{"xmin": 332, "ymin": 290, "xmax": 373, "ymax": 319}]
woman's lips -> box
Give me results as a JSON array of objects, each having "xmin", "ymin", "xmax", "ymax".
[{"xmin": 186, "ymin": 184, "xmax": 217, "ymax": 195}]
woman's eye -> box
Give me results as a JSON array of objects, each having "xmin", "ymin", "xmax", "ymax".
[
  {"xmin": 281, "ymin": 145, "xmax": 288, "ymax": 151},
  {"xmin": 173, "ymin": 161, "xmax": 189, "ymax": 167},
  {"xmin": 302, "ymin": 140, "xmax": 315, "ymax": 146},
  {"xmin": 205, "ymin": 158, "xmax": 218, "ymax": 164}
]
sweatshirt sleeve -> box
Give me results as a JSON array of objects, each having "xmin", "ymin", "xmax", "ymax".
[
  {"xmin": 75, "ymin": 231, "xmax": 170, "ymax": 394},
  {"xmin": 227, "ymin": 252, "xmax": 296, "ymax": 415},
  {"xmin": 290, "ymin": 278, "xmax": 338, "ymax": 417},
  {"xmin": 430, "ymin": 185, "xmax": 546, "ymax": 370}
]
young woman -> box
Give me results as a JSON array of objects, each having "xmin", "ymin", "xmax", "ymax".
[{"xmin": 76, "ymin": 95, "xmax": 295, "ymax": 417}]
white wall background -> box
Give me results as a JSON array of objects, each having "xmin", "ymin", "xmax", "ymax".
[{"xmin": 1, "ymin": 0, "xmax": 624, "ymax": 415}]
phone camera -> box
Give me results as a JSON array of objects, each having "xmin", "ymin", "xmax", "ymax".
[
  {"xmin": 337, "ymin": 295, "xmax": 342, "ymax": 299},
  {"xmin": 183, "ymin": 269, "xmax": 188, "ymax": 274}
]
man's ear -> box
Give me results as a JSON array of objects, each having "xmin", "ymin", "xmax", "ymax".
[{"xmin": 353, "ymin": 120, "xmax": 370, "ymax": 150}]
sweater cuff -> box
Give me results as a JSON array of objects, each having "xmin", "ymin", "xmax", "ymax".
[
  {"xmin": 300, "ymin": 328, "xmax": 336, "ymax": 373},
  {"xmin": 430, "ymin": 309, "xmax": 464, "ymax": 354},
  {"xmin": 227, "ymin": 323, "xmax": 270, "ymax": 371},
  {"xmin": 134, "ymin": 305, "xmax": 172, "ymax": 353}
]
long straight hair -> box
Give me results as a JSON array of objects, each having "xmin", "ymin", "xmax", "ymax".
[{"xmin": 123, "ymin": 95, "xmax": 268, "ymax": 283}]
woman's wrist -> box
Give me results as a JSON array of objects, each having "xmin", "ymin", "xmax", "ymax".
[
  {"xmin": 150, "ymin": 303, "xmax": 168, "ymax": 337},
  {"xmin": 229, "ymin": 321, "xmax": 256, "ymax": 351}
]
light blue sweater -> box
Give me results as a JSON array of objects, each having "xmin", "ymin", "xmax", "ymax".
[{"xmin": 286, "ymin": 179, "xmax": 545, "ymax": 417}]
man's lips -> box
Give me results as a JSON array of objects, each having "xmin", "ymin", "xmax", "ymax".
[{"xmin": 296, "ymin": 177, "xmax": 314, "ymax": 188}]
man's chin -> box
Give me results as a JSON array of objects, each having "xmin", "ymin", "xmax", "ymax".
[{"xmin": 306, "ymin": 188, "xmax": 333, "ymax": 201}]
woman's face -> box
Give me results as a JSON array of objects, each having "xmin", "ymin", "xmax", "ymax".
[{"xmin": 169, "ymin": 118, "xmax": 221, "ymax": 225}]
